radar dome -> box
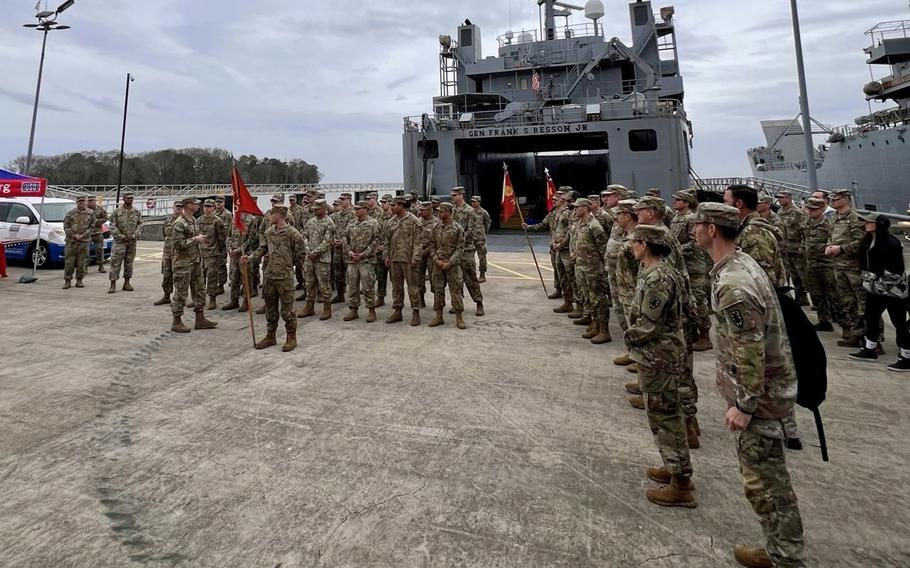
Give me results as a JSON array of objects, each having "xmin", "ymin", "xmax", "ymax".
[
  {"xmin": 863, "ymin": 81, "xmax": 883, "ymax": 96},
  {"xmin": 585, "ymin": 0, "xmax": 605, "ymax": 20}
]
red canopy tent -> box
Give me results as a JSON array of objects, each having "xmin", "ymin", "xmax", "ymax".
[{"xmin": 0, "ymin": 168, "xmax": 47, "ymax": 197}]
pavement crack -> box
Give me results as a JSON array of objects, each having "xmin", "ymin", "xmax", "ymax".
[{"xmin": 634, "ymin": 552, "xmax": 711, "ymax": 567}]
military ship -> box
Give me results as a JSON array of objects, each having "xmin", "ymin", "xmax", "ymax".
[
  {"xmin": 748, "ymin": 15, "xmax": 910, "ymax": 214},
  {"xmin": 402, "ymin": 0, "xmax": 692, "ymax": 226}
]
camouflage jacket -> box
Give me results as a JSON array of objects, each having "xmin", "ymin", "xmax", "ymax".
[
  {"xmin": 384, "ymin": 212, "xmax": 421, "ymax": 263},
  {"xmin": 330, "ymin": 208, "xmax": 356, "ymax": 251},
  {"xmin": 737, "ymin": 212, "xmax": 785, "ymax": 287},
  {"xmin": 571, "ymin": 216, "xmax": 607, "ymax": 271},
  {"xmin": 229, "ymin": 214, "xmax": 261, "ymax": 257},
  {"xmin": 304, "ymin": 216, "xmax": 336, "ymax": 264},
  {"xmin": 162, "ymin": 213, "xmax": 180, "ymax": 259},
  {"xmin": 171, "ymin": 214, "xmax": 202, "ymax": 269},
  {"xmin": 777, "ymin": 205, "xmax": 807, "ymax": 254},
  {"xmin": 552, "ymin": 206, "xmax": 574, "ymax": 253},
  {"xmin": 63, "ymin": 207, "xmax": 94, "ymax": 242},
  {"xmin": 417, "ymin": 216, "xmax": 440, "ymax": 259},
  {"xmin": 710, "ymin": 251, "xmax": 797, "ymax": 429},
  {"xmin": 671, "ymin": 211, "xmax": 711, "ymax": 285},
  {"xmin": 288, "ymin": 205, "xmax": 306, "ymax": 230},
  {"xmin": 802, "ymin": 216, "xmax": 833, "ymax": 268},
  {"xmin": 344, "ymin": 217, "xmax": 382, "ymax": 264},
  {"xmin": 89, "ymin": 206, "xmax": 108, "ymax": 236},
  {"xmin": 250, "ymin": 225, "xmax": 307, "ymax": 280},
  {"xmin": 615, "ymin": 234, "xmax": 640, "ymax": 305},
  {"xmin": 604, "ymin": 222, "xmax": 626, "ymax": 269},
  {"xmin": 828, "ymin": 209, "xmax": 866, "ymax": 269},
  {"xmin": 429, "ymin": 221, "xmax": 464, "ymax": 265},
  {"xmin": 109, "ymin": 206, "xmax": 142, "ymax": 242},
  {"xmin": 593, "ymin": 208, "xmax": 614, "ymax": 236},
  {"xmin": 452, "ymin": 203, "xmax": 484, "ymax": 252},
  {"xmin": 526, "ymin": 206, "xmax": 563, "ymax": 244},
  {"xmin": 198, "ymin": 213, "xmax": 226, "ymax": 258},
  {"xmin": 368, "ymin": 206, "xmax": 383, "ymax": 221},
  {"xmin": 476, "ymin": 206, "xmax": 492, "ymax": 233},
  {"xmin": 626, "ymin": 260, "xmax": 687, "ymax": 373},
  {"xmin": 215, "ymin": 207, "xmax": 233, "ymax": 231}
]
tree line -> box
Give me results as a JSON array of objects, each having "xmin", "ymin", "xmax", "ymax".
[{"xmin": 7, "ymin": 148, "xmax": 321, "ymax": 186}]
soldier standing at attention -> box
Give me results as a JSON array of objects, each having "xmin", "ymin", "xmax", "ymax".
[
  {"xmin": 299, "ymin": 199, "xmax": 335, "ymax": 321},
  {"xmin": 625, "ymin": 224, "xmax": 695, "ymax": 509},
  {"xmin": 524, "ymin": 189, "xmax": 566, "ymax": 301},
  {"xmin": 776, "ymin": 191, "xmax": 810, "ymax": 305},
  {"xmin": 470, "ymin": 195, "xmax": 491, "ymax": 283},
  {"xmin": 671, "ymin": 190, "xmax": 713, "ymax": 352},
  {"xmin": 199, "ymin": 199, "xmax": 227, "ymax": 310},
  {"xmin": 154, "ymin": 201, "xmax": 184, "ymax": 306},
  {"xmin": 108, "ymin": 191, "xmax": 142, "ymax": 294},
  {"xmin": 825, "ymin": 188, "xmax": 868, "ymax": 348},
  {"xmin": 555, "ymin": 190, "xmax": 580, "ymax": 318},
  {"xmin": 693, "ymin": 202, "xmax": 806, "ymax": 568},
  {"xmin": 802, "ymin": 198, "xmax": 836, "ymax": 332},
  {"xmin": 384, "ymin": 196, "xmax": 423, "ymax": 325},
  {"xmin": 601, "ymin": 185, "xmax": 626, "ymax": 330},
  {"xmin": 288, "ymin": 195, "xmax": 306, "ymax": 294},
  {"xmin": 367, "ymin": 192, "xmax": 382, "ymax": 220},
  {"xmin": 214, "ymin": 196, "xmax": 232, "ymax": 293},
  {"xmin": 415, "ymin": 201, "xmax": 439, "ymax": 308},
  {"xmin": 429, "ymin": 202, "xmax": 466, "ymax": 329},
  {"xmin": 62, "ymin": 196, "xmax": 94, "ymax": 289},
  {"xmin": 571, "ymin": 198, "xmax": 611, "ymax": 344},
  {"xmin": 254, "ymin": 195, "xmax": 284, "ymax": 314},
  {"xmin": 408, "ymin": 191, "xmax": 421, "ymax": 216},
  {"xmin": 612, "ymin": 199, "xmax": 640, "ymax": 368},
  {"xmin": 373, "ymin": 194, "xmax": 394, "ymax": 306},
  {"xmin": 243, "ymin": 205, "xmax": 306, "ymax": 352},
  {"xmin": 86, "ymin": 197, "xmax": 107, "ymax": 272},
  {"xmin": 343, "ymin": 201, "xmax": 382, "ymax": 323},
  {"xmin": 221, "ymin": 213, "xmax": 254, "ymax": 312},
  {"xmin": 330, "ymin": 193, "xmax": 356, "ymax": 304},
  {"xmin": 170, "ymin": 198, "xmax": 218, "ymax": 333},
  {"xmin": 451, "ymin": 187, "xmax": 485, "ymax": 316}
]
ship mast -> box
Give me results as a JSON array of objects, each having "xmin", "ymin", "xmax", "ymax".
[{"xmin": 789, "ymin": 0, "xmax": 819, "ymax": 193}]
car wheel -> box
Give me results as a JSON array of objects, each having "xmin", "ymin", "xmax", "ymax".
[{"xmin": 30, "ymin": 241, "xmax": 49, "ymax": 269}]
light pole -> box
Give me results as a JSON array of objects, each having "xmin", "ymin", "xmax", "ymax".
[
  {"xmin": 115, "ymin": 73, "xmax": 135, "ymax": 205},
  {"xmin": 789, "ymin": 0, "xmax": 819, "ymax": 193},
  {"xmin": 22, "ymin": 0, "xmax": 75, "ymax": 175}
]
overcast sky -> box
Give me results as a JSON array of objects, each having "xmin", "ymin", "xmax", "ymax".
[{"xmin": 0, "ymin": 0, "xmax": 904, "ymax": 183}]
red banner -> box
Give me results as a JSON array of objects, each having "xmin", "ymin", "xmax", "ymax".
[{"xmin": 0, "ymin": 169, "xmax": 47, "ymax": 198}]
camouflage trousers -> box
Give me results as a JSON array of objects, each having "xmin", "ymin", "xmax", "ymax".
[
  {"xmin": 161, "ymin": 255, "xmax": 174, "ymax": 294},
  {"xmin": 90, "ymin": 233, "xmax": 105, "ymax": 265},
  {"xmin": 203, "ymin": 256, "xmax": 221, "ymax": 297},
  {"xmin": 736, "ymin": 427, "xmax": 806, "ymax": 567},
  {"xmin": 217, "ymin": 252, "xmax": 228, "ymax": 287},
  {"xmin": 263, "ymin": 277, "xmax": 296, "ymax": 332},
  {"xmin": 832, "ymin": 267, "xmax": 866, "ymax": 338},
  {"xmin": 783, "ymin": 251, "xmax": 808, "ymax": 300},
  {"xmin": 390, "ymin": 261, "xmax": 420, "ymax": 309},
  {"xmin": 247, "ymin": 258, "xmax": 261, "ymax": 294},
  {"xmin": 476, "ymin": 243, "xmax": 488, "ymax": 275},
  {"xmin": 607, "ymin": 263, "xmax": 627, "ymax": 331},
  {"xmin": 432, "ymin": 263, "xmax": 464, "ymax": 313},
  {"xmin": 228, "ymin": 255, "xmax": 246, "ymax": 301},
  {"xmin": 305, "ymin": 260, "xmax": 332, "ymax": 303},
  {"xmin": 555, "ymin": 250, "xmax": 574, "ymax": 303},
  {"xmin": 346, "ymin": 260, "xmax": 376, "ymax": 309},
  {"xmin": 414, "ymin": 254, "xmax": 431, "ymax": 298},
  {"xmin": 689, "ymin": 276, "xmax": 712, "ymax": 333},
  {"xmin": 459, "ymin": 253, "xmax": 483, "ymax": 304},
  {"xmin": 575, "ymin": 264, "xmax": 609, "ymax": 322},
  {"xmin": 331, "ymin": 249, "xmax": 346, "ymax": 295},
  {"xmin": 639, "ymin": 365, "xmax": 692, "ymax": 477},
  {"xmin": 109, "ymin": 240, "xmax": 137, "ymax": 281},
  {"xmin": 171, "ymin": 263, "xmax": 205, "ymax": 317},
  {"xmin": 805, "ymin": 263, "xmax": 836, "ymax": 324},
  {"xmin": 64, "ymin": 239, "xmax": 89, "ymax": 280},
  {"xmin": 374, "ymin": 259, "xmax": 389, "ymax": 299},
  {"xmin": 550, "ymin": 249, "xmax": 562, "ymax": 293},
  {"xmin": 680, "ymin": 347, "xmax": 699, "ymax": 418}
]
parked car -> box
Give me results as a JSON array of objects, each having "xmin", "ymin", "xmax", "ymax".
[{"xmin": 0, "ymin": 197, "xmax": 113, "ymax": 268}]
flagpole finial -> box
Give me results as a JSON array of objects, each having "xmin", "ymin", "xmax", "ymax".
[{"xmin": 502, "ymin": 162, "xmax": 508, "ymax": 171}]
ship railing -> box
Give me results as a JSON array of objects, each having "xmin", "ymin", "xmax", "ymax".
[
  {"xmin": 698, "ymin": 177, "xmax": 817, "ymax": 197},
  {"xmin": 866, "ymin": 19, "xmax": 910, "ymax": 45},
  {"xmin": 833, "ymin": 106, "xmax": 910, "ymax": 136},
  {"xmin": 497, "ymin": 23, "xmax": 599, "ymax": 48}
]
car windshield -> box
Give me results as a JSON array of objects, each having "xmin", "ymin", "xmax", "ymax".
[{"xmin": 39, "ymin": 203, "xmax": 75, "ymax": 222}]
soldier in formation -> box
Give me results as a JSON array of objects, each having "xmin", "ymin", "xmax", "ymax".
[
  {"xmin": 154, "ymin": 201, "xmax": 183, "ymax": 306},
  {"xmin": 570, "ymin": 198, "xmax": 611, "ymax": 344},
  {"xmin": 299, "ymin": 199, "xmax": 336, "ymax": 321},
  {"xmin": 221, "ymin": 212, "xmax": 259, "ymax": 312},
  {"xmin": 214, "ymin": 196, "xmax": 232, "ymax": 290},
  {"xmin": 802, "ymin": 197, "xmax": 836, "ymax": 332},
  {"xmin": 383, "ymin": 196, "xmax": 422, "ymax": 325},
  {"xmin": 86, "ymin": 197, "xmax": 108, "ymax": 272},
  {"xmin": 170, "ymin": 198, "xmax": 218, "ymax": 333},
  {"xmin": 776, "ymin": 191, "xmax": 810, "ymax": 305},
  {"xmin": 199, "ymin": 199, "xmax": 227, "ymax": 309},
  {"xmin": 825, "ymin": 188, "xmax": 868, "ymax": 348},
  {"xmin": 470, "ymin": 195, "xmax": 491, "ymax": 282},
  {"xmin": 61, "ymin": 196, "xmax": 94, "ymax": 289},
  {"xmin": 343, "ymin": 201, "xmax": 382, "ymax": 322},
  {"xmin": 108, "ymin": 191, "xmax": 142, "ymax": 294},
  {"xmin": 330, "ymin": 193, "xmax": 356, "ymax": 304},
  {"xmin": 414, "ymin": 200, "xmax": 439, "ymax": 308},
  {"xmin": 524, "ymin": 188, "xmax": 566, "ymax": 300},
  {"xmin": 428, "ymin": 202, "xmax": 466, "ymax": 329},
  {"xmin": 670, "ymin": 189, "xmax": 713, "ymax": 351},
  {"xmin": 373, "ymin": 194, "xmax": 393, "ymax": 306},
  {"xmin": 450, "ymin": 187, "xmax": 485, "ymax": 316}
]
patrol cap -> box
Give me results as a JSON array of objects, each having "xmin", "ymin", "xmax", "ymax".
[
  {"xmin": 203, "ymin": 199, "xmax": 216, "ymax": 206},
  {"xmin": 315, "ymin": 191, "xmax": 326, "ymax": 198},
  {"xmin": 288, "ymin": 195, "xmax": 298, "ymax": 202},
  {"xmin": 574, "ymin": 198, "xmax": 593, "ymax": 208},
  {"xmin": 354, "ymin": 200, "xmax": 368, "ymax": 209},
  {"xmin": 438, "ymin": 202, "xmax": 454, "ymax": 213},
  {"xmin": 694, "ymin": 202, "xmax": 740, "ymax": 228},
  {"xmin": 672, "ymin": 189, "xmax": 698, "ymax": 206},
  {"xmin": 75, "ymin": 195, "xmax": 86, "ymax": 202},
  {"xmin": 829, "ymin": 188, "xmax": 852, "ymax": 199},
  {"xmin": 122, "ymin": 191, "xmax": 134, "ymax": 198},
  {"xmin": 367, "ymin": 192, "xmax": 378, "ymax": 199},
  {"xmin": 633, "ymin": 195, "xmax": 666, "ymax": 212},
  {"xmin": 430, "ymin": 197, "xmax": 441, "ymax": 205},
  {"xmin": 393, "ymin": 196, "xmax": 408, "ymax": 205},
  {"xmin": 450, "ymin": 186, "xmax": 465, "ymax": 195},
  {"xmin": 558, "ymin": 185, "xmax": 573, "ymax": 192},
  {"xmin": 381, "ymin": 194, "xmax": 393, "ymax": 202},
  {"xmin": 629, "ymin": 224, "xmax": 670, "ymax": 246},
  {"xmin": 313, "ymin": 199, "xmax": 327, "ymax": 208},
  {"xmin": 271, "ymin": 194, "xmax": 283, "ymax": 203},
  {"xmin": 272, "ymin": 205, "xmax": 288, "ymax": 216},
  {"xmin": 775, "ymin": 190, "xmax": 792, "ymax": 198},
  {"xmin": 602, "ymin": 184, "xmax": 627, "ymax": 197},
  {"xmin": 757, "ymin": 192, "xmax": 773, "ymax": 205},
  {"xmin": 419, "ymin": 201, "xmax": 432, "ymax": 209},
  {"xmin": 470, "ymin": 195, "xmax": 481, "ymax": 203},
  {"xmin": 804, "ymin": 197, "xmax": 826, "ymax": 210},
  {"xmin": 614, "ymin": 199, "xmax": 638, "ymax": 215},
  {"xmin": 409, "ymin": 190, "xmax": 418, "ymax": 196},
  {"xmin": 182, "ymin": 197, "xmax": 199, "ymax": 206},
  {"xmin": 857, "ymin": 211, "xmax": 882, "ymax": 223},
  {"xmin": 214, "ymin": 196, "xmax": 225, "ymax": 203},
  {"xmin": 339, "ymin": 192, "xmax": 352, "ymax": 199},
  {"xmin": 587, "ymin": 194, "xmax": 600, "ymax": 201},
  {"xmin": 645, "ymin": 189, "xmax": 662, "ymax": 198}
]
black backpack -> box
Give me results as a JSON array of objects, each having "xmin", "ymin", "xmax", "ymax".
[{"xmin": 777, "ymin": 290, "xmax": 829, "ymax": 461}]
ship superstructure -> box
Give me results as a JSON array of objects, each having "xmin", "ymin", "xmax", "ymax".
[{"xmin": 402, "ymin": 0, "xmax": 692, "ymax": 225}]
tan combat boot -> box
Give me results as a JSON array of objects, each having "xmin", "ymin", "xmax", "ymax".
[
  {"xmin": 108, "ymin": 281, "xmax": 116, "ymax": 294},
  {"xmin": 582, "ymin": 321, "xmax": 598, "ymax": 339},
  {"xmin": 75, "ymin": 279, "xmax": 84, "ymax": 288},
  {"xmin": 221, "ymin": 299, "xmax": 239, "ymax": 310},
  {"xmin": 194, "ymin": 310, "xmax": 219, "ymax": 330},
  {"xmin": 207, "ymin": 296, "xmax": 217, "ymax": 310},
  {"xmin": 122, "ymin": 278, "xmax": 134, "ymax": 292},
  {"xmin": 282, "ymin": 331, "xmax": 297, "ymax": 352},
  {"xmin": 547, "ymin": 289, "xmax": 562, "ymax": 300},
  {"xmin": 478, "ymin": 271, "xmax": 486, "ymax": 283},
  {"xmin": 62, "ymin": 280, "xmax": 72, "ymax": 290},
  {"xmin": 255, "ymin": 329, "xmax": 277, "ymax": 350},
  {"xmin": 154, "ymin": 294, "xmax": 171, "ymax": 306},
  {"xmin": 343, "ymin": 308, "xmax": 359, "ymax": 321},
  {"xmin": 591, "ymin": 322, "xmax": 612, "ymax": 345},
  {"xmin": 429, "ymin": 309, "xmax": 444, "ymax": 327},
  {"xmin": 410, "ymin": 309, "xmax": 421, "ymax": 326},
  {"xmin": 553, "ymin": 301, "xmax": 572, "ymax": 314},
  {"xmin": 733, "ymin": 546, "xmax": 772, "ymax": 568},
  {"xmin": 455, "ymin": 311, "xmax": 466, "ymax": 329},
  {"xmin": 98, "ymin": 263, "xmax": 106, "ymax": 273},
  {"xmin": 572, "ymin": 314, "xmax": 592, "ymax": 326},
  {"xmin": 624, "ymin": 382, "xmax": 642, "ymax": 395},
  {"xmin": 386, "ymin": 308, "xmax": 403, "ymax": 324},
  {"xmin": 692, "ymin": 329, "xmax": 713, "ymax": 352},
  {"xmin": 627, "ymin": 363, "xmax": 639, "ymax": 374},
  {"xmin": 366, "ymin": 308, "xmax": 377, "ymax": 323},
  {"xmin": 646, "ymin": 475, "xmax": 697, "ymax": 509},
  {"xmin": 475, "ymin": 302, "xmax": 484, "ymax": 317},
  {"xmin": 239, "ymin": 299, "xmax": 250, "ymax": 312},
  {"xmin": 171, "ymin": 315, "xmax": 190, "ymax": 334},
  {"xmin": 375, "ymin": 297, "xmax": 385, "ymax": 307},
  {"xmin": 613, "ymin": 353, "xmax": 634, "ymax": 366},
  {"xmin": 319, "ymin": 302, "xmax": 332, "ymax": 321},
  {"xmin": 628, "ymin": 395, "xmax": 645, "ymax": 410},
  {"xmin": 297, "ymin": 301, "xmax": 315, "ymax": 318},
  {"xmin": 647, "ymin": 466, "xmax": 671, "ymax": 484},
  {"xmin": 567, "ymin": 304, "xmax": 584, "ymax": 319},
  {"xmin": 686, "ymin": 416, "xmax": 701, "ymax": 449}
]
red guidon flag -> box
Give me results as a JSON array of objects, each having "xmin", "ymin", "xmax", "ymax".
[
  {"xmin": 501, "ymin": 163, "xmax": 518, "ymax": 223},
  {"xmin": 544, "ymin": 167, "xmax": 557, "ymax": 212},
  {"xmin": 231, "ymin": 165, "xmax": 263, "ymax": 233}
]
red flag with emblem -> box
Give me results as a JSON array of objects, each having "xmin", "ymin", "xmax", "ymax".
[
  {"xmin": 544, "ymin": 168, "xmax": 557, "ymax": 212},
  {"xmin": 231, "ymin": 165, "xmax": 263, "ymax": 233},
  {"xmin": 501, "ymin": 163, "xmax": 517, "ymax": 223}
]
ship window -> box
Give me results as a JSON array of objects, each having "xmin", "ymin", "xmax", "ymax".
[
  {"xmin": 520, "ymin": 78, "xmax": 529, "ymax": 90},
  {"xmin": 629, "ymin": 129, "xmax": 658, "ymax": 152},
  {"xmin": 633, "ymin": 5, "xmax": 649, "ymax": 26},
  {"xmin": 460, "ymin": 28, "xmax": 473, "ymax": 47}
]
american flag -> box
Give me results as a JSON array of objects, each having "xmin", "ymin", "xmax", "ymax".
[{"xmin": 531, "ymin": 70, "xmax": 541, "ymax": 92}]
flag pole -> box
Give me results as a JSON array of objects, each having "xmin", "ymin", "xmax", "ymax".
[
  {"xmin": 504, "ymin": 163, "xmax": 547, "ymax": 295},
  {"xmin": 231, "ymin": 160, "xmax": 258, "ymax": 347},
  {"xmin": 241, "ymin": 263, "xmax": 257, "ymax": 348}
]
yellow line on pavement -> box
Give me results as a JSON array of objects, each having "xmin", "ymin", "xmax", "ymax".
[
  {"xmin": 487, "ymin": 261, "xmax": 535, "ymax": 280},
  {"xmin": 494, "ymin": 261, "xmax": 554, "ymax": 271}
]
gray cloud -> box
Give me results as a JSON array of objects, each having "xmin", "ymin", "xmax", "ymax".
[{"xmin": 0, "ymin": 86, "xmax": 72, "ymax": 113}]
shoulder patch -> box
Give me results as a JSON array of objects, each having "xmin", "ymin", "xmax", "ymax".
[
  {"xmin": 649, "ymin": 296, "xmax": 661, "ymax": 310},
  {"xmin": 728, "ymin": 308, "xmax": 745, "ymax": 329}
]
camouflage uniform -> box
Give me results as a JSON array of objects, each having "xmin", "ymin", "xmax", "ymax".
[
  {"xmin": 473, "ymin": 204, "xmax": 492, "ymax": 276},
  {"xmin": 452, "ymin": 202, "xmax": 484, "ymax": 304},
  {"xmin": 671, "ymin": 210, "xmax": 712, "ymax": 335},
  {"xmin": 108, "ymin": 204, "xmax": 142, "ymax": 283},
  {"xmin": 250, "ymin": 224, "xmax": 307, "ymax": 333},
  {"xmin": 384, "ymin": 210, "xmax": 422, "ymax": 310},
  {"xmin": 605, "ymin": 221, "xmax": 627, "ymax": 328},
  {"xmin": 737, "ymin": 212, "xmax": 785, "ymax": 288},
  {"xmin": 330, "ymin": 207, "xmax": 356, "ymax": 297},
  {"xmin": 160, "ymin": 211, "xmax": 180, "ymax": 295},
  {"xmin": 627, "ymin": 258, "xmax": 691, "ymax": 477},
  {"xmin": 527, "ymin": 206, "xmax": 565, "ymax": 295},
  {"xmin": 416, "ymin": 212, "xmax": 439, "ymax": 301},
  {"xmin": 429, "ymin": 219, "xmax": 465, "ymax": 313},
  {"xmin": 170, "ymin": 213, "xmax": 205, "ymax": 316},
  {"xmin": 802, "ymin": 214, "xmax": 836, "ymax": 325},
  {"xmin": 244, "ymin": 214, "xmax": 262, "ymax": 294},
  {"xmin": 779, "ymin": 204, "xmax": 808, "ymax": 300},
  {"xmin": 303, "ymin": 215, "xmax": 336, "ymax": 303},
  {"xmin": 63, "ymin": 205, "xmax": 94, "ymax": 281},
  {"xmin": 88, "ymin": 203, "xmax": 108, "ymax": 268},
  {"xmin": 199, "ymin": 211, "xmax": 226, "ymax": 298},
  {"xmin": 552, "ymin": 206, "xmax": 575, "ymax": 305},
  {"xmin": 571, "ymin": 215, "xmax": 609, "ymax": 324},
  {"xmin": 215, "ymin": 206, "xmax": 233, "ymax": 287},
  {"xmin": 344, "ymin": 216, "xmax": 382, "ymax": 309},
  {"xmin": 374, "ymin": 210, "xmax": 393, "ymax": 300},
  {"xmin": 711, "ymin": 251, "xmax": 805, "ymax": 567},
  {"xmin": 594, "ymin": 208, "xmax": 615, "ymax": 308},
  {"xmin": 227, "ymin": 215, "xmax": 259, "ymax": 303},
  {"xmin": 615, "ymin": 232, "xmax": 640, "ymax": 328},
  {"xmin": 288, "ymin": 203, "xmax": 306, "ymax": 290},
  {"xmin": 828, "ymin": 208, "xmax": 867, "ymax": 339}
]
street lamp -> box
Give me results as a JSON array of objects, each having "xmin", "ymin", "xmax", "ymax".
[
  {"xmin": 22, "ymin": 0, "xmax": 76, "ymax": 175},
  {"xmin": 115, "ymin": 73, "xmax": 135, "ymax": 205}
]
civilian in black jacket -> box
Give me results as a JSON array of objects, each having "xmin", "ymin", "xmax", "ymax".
[{"xmin": 848, "ymin": 213, "xmax": 909, "ymax": 371}]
